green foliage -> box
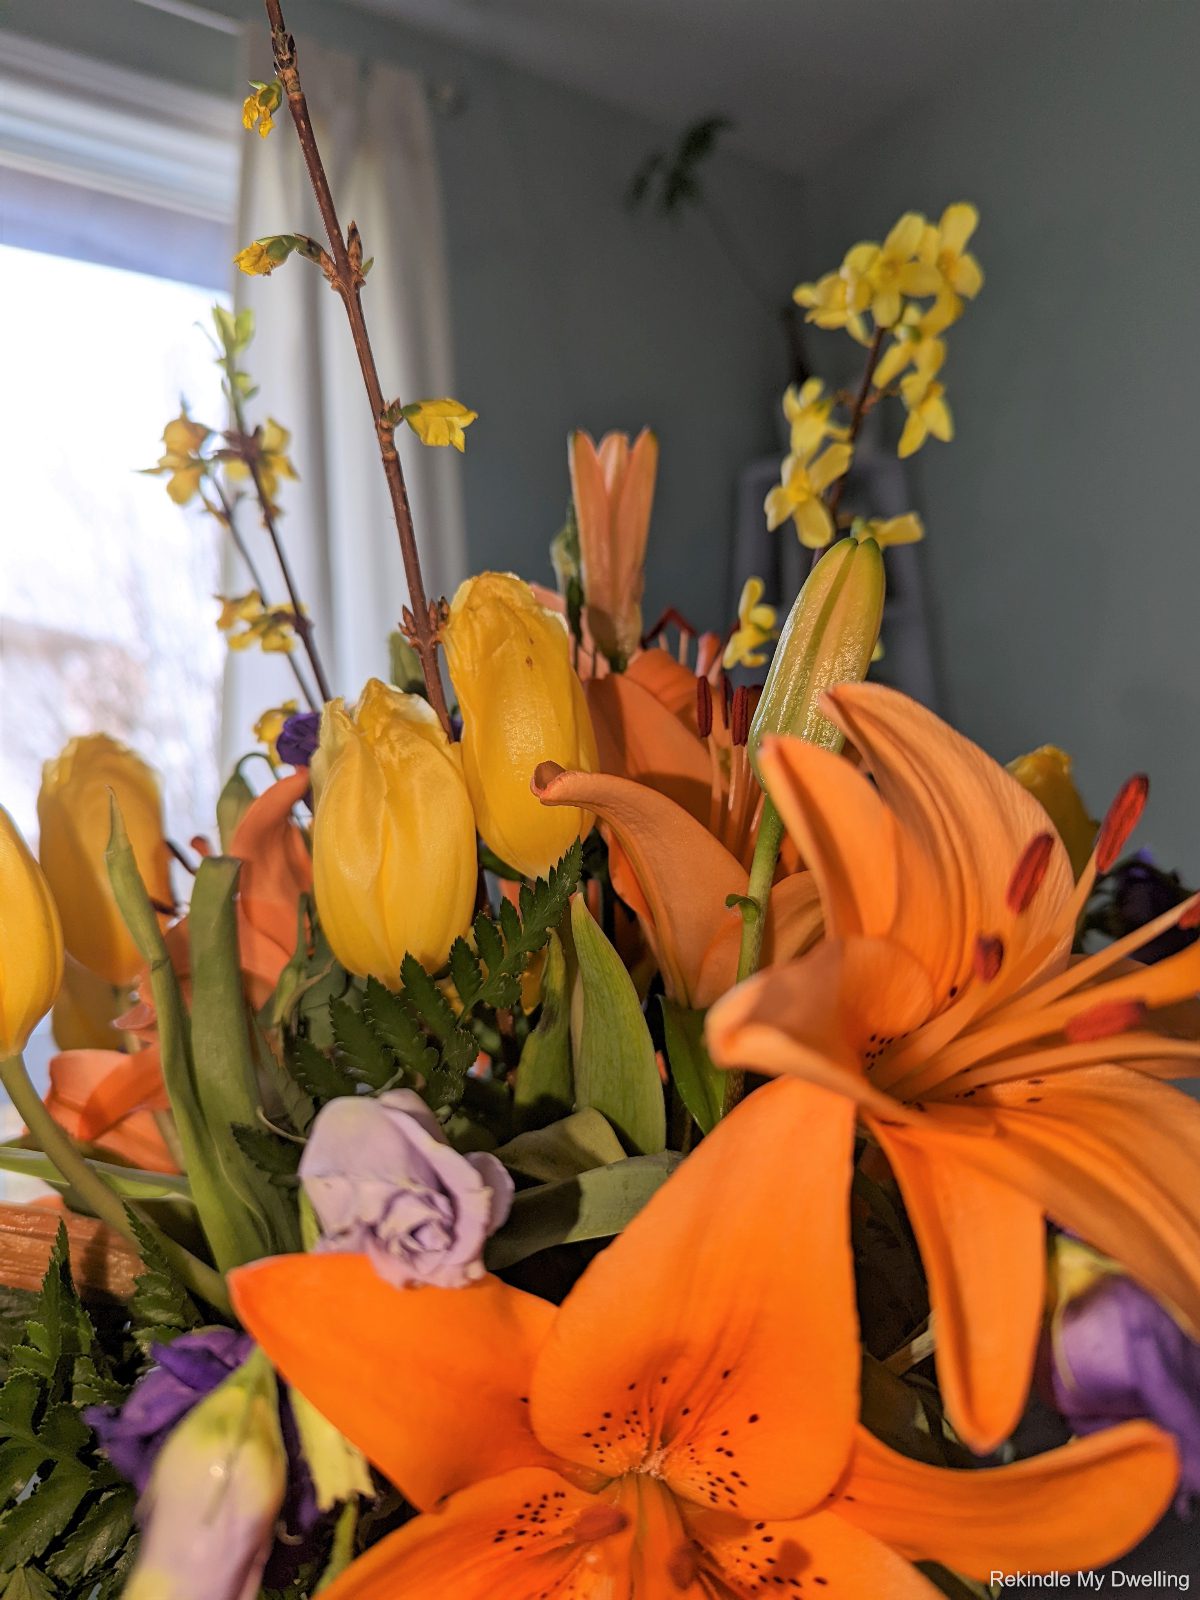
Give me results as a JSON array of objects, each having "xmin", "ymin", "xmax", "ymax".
[
  {"xmin": 0, "ymin": 1230, "xmax": 138, "ymax": 1594},
  {"xmin": 127, "ymin": 1215, "xmax": 202, "ymax": 1356},
  {"xmin": 660, "ymin": 999, "xmax": 724, "ymax": 1135},
  {"xmin": 626, "ymin": 115, "xmax": 733, "ymax": 215},
  {"xmin": 231, "ymin": 1124, "xmax": 304, "ymax": 1185},
  {"xmin": 288, "ymin": 843, "xmax": 583, "ymax": 1117}
]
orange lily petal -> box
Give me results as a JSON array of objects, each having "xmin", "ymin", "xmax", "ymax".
[
  {"xmin": 968, "ymin": 1066, "xmax": 1200, "ymax": 1338},
  {"xmin": 626, "ymin": 649, "xmax": 703, "ymax": 724},
  {"xmin": 869, "ymin": 1114, "xmax": 1046, "ymax": 1453},
  {"xmin": 585, "ymin": 673, "xmax": 711, "ymax": 822},
  {"xmin": 46, "ymin": 1048, "xmax": 168, "ymax": 1141},
  {"xmin": 230, "ymin": 1253, "xmax": 558, "ymax": 1510},
  {"xmin": 840, "ymin": 1422, "xmax": 1177, "ymax": 1577},
  {"xmin": 530, "ymin": 1078, "xmax": 859, "ymax": 1521},
  {"xmin": 688, "ymin": 1504, "xmax": 941, "ymax": 1597},
  {"xmin": 694, "ymin": 871, "xmax": 824, "ymax": 1010},
  {"xmin": 758, "ymin": 735, "xmax": 899, "ymax": 941},
  {"xmin": 318, "ymin": 1468, "xmax": 623, "ymax": 1600},
  {"xmin": 705, "ymin": 940, "xmax": 934, "ymax": 1121},
  {"xmin": 826, "ymin": 683, "xmax": 1075, "ymax": 1003},
  {"xmin": 231, "ymin": 768, "xmax": 312, "ymax": 1004},
  {"xmin": 533, "ymin": 764, "xmax": 745, "ymax": 1006}
]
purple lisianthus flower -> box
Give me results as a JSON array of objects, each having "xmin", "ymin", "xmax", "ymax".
[
  {"xmin": 299, "ymin": 1089, "xmax": 514, "ymax": 1289},
  {"xmin": 1046, "ymin": 1275, "xmax": 1200, "ymax": 1510},
  {"xmin": 87, "ymin": 1327, "xmax": 252, "ymax": 1493},
  {"xmin": 1107, "ymin": 851, "xmax": 1197, "ymax": 963},
  {"xmin": 275, "ymin": 710, "xmax": 321, "ymax": 769}
]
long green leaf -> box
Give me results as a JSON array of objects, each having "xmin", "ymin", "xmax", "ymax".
[
  {"xmin": 485, "ymin": 1153, "xmax": 680, "ymax": 1270},
  {"xmin": 0, "ymin": 1147, "xmax": 190, "ymax": 1202},
  {"xmin": 512, "ymin": 930, "xmax": 573, "ymax": 1131},
  {"xmin": 494, "ymin": 1108, "xmax": 624, "ymax": 1182},
  {"xmin": 660, "ymin": 999, "xmax": 724, "ymax": 1134},
  {"xmin": 188, "ymin": 857, "xmax": 299, "ymax": 1261},
  {"xmin": 568, "ymin": 898, "xmax": 665, "ymax": 1155}
]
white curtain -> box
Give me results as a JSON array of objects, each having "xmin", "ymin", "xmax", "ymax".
[{"xmin": 224, "ymin": 32, "xmax": 466, "ymax": 755}]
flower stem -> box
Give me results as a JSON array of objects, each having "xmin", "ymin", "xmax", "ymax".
[
  {"xmin": 723, "ymin": 798, "xmax": 786, "ymax": 1115},
  {"xmin": 0, "ymin": 1052, "xmax": 232, "ymax": 1316},
  {"xmin": 264, "ymin": 0, "xmax": 454, "ymax": 738},
  {"xmin": 822, "ymin": 324, "xmax": 886, "ymax": 537}
]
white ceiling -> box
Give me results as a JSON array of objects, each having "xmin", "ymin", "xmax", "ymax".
[{"xmin": 348, "ymin": 0, "xmax": 1052, "ymax": 175}]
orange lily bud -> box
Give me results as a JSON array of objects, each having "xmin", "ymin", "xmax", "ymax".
[
  {"xmin": 0, "ymin": 806, "xmax": 64, "ymax": 1059},
  {"xmin": 311, "ymin": 679, "xmax": 476, "ymax": 980},
  {"xmin": 747, "ymin": 535, "xmax": 885, "ymax": 774},
  {"xmin": 442, "ymin": 573, "xmax": 598, "ymax": 879},
  {"xmin": 568, "ymin": 428, "xmax": 658, "ymax": 668},
  {"xmin": 37, "ymin": 735, "xmax": 172, "ymax": 988},
  {"xmin": 1007, "ymin": 744, "xmax": 1098, "ymax": 880}
]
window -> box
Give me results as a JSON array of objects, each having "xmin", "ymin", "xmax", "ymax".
[{"xmin": 0, "ymin": 33, "xmax": 237, "ymax": 1194}]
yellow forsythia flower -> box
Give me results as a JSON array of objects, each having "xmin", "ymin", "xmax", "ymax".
[
  {"xmin": 1007, "ymin": 745, "xmax": 1098, "ymax": 880},
  {"xmin": 402, "ymin": 399, "xmax": 478, "ymax": 452},
  {"xmin": 782, "ymin": 379, "xmax": 848, "ymax": 459},
  {"xmin": 793, "ymin": 271, "xmax": 870, "ymax": 344},
  {"xmin": 242, "ymin": 79, "xmax": 283, "ymax": 138},
  {"xmin": 442, "ymin": 572, "xmax": 598, "ymax": 880},
  {"xmin": 841, "ymin": 211, "xmax": 943, "ymax": 330},
  {"xmin": 311, "ymin": 679, "xmax": 477, "ymax": 980},
  {"xmin": 254, "ymin": 700, "xmax": 299, "ymax": 764},
  {"xmin": 143, "ymin": 411, "xmax": 211, "ymax": 506},
  {"xmin": 723, "ymin": 577, "xmax": 779, "ymax": 669},
  {"xmin": 226, "ymin": 418, "xmax": 298, "ymax": 507},
  {"xmin": 217, "ymin": 592, "xmax": 299, "ymax": 653},
  {"xmin": 898, "ymin": 342, "xmax": 953, "ymax": 459},
  {"xmin": 764, "ymin": 442, "xmax": 853, "ymax": 549},
  {"xmin": 851, "ymin": 513, "xmax": 925, "ymax": 547},
  {"xmin": 919, "ymin": 202, "xmax": 984, "ymax": 300},
  {"xmin": 0, "ymin": 807, "xmax": 64, "ymax": 1058},
  {"xmin": 38, "ymin": 736, "xmax": 172, "ymax": 988},
  {"xmin": 234, "ymin": 241, "xmax": 278, "ymax": 277}
]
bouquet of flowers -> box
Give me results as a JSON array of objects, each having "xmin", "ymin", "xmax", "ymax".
[{"xmin": 1, "ymin": 5, "xmax": 1198, "ymax": 1597}]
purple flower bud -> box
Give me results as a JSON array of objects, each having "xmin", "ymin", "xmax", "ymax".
[
  {"xmin": 1046, "ymin": 1275, "xmax": 1200, "ymax": 1510},
  {"xmin": 1106, "ymin": 851, "xmax": 1197, "ymax": 963},
  {"xmin": 299, "ymin": 1089, "xmax": 514, "ymax": 1289},
  {"xmin": 87, "ymin": 1327, "xmax": 252, "ymax": 1493},
  {"xmin": 275, "ymin": 711, "xmax": 321, "ymax": 770}
]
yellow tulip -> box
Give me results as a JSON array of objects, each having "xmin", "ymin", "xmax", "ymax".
[
  {"xmin": 1007, "ymin": 744, "xmax": 1098, "ymax": 880},
  {"xmin": 442, "ymin": 573, "xmax": 598, "ymax": 879},
  {"xmin": 0, "ymin": 807, "xmax": 65, "ymax": 1059},
  {"xmin": 38, "ymin": 735, "xmax": 172, "ymax": 987},
  {"xmin": 311, "ymin": 679, "xmax": 477, "ymax": 980},
  {"xmin": 51, "ymin": 955, "xmax": 123, "ymax": 1052}
]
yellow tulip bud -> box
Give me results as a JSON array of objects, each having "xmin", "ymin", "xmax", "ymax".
[
  {"xmin": 0, "ymin": 807, "xmax": 65, "ymax": 1059},
  {"xmin": 1007, "ymin": 744, "xmax": 1098, "ymax": 880},
  {"xmin": 311, "ymin": 679, "xmax": 477, "ymax": 980},
  {"xmin": 442, "ymin": 573, "xmax": 598, "ymax": 879},
  {"xmin": 51, "ymin": 955, "xmax": 122, "ymax": 1052},
  {"xmin": 748, "ymin": 535, "xmax": 885, "ymax": 774},
  {"xmin": 37, "ymin": 736, "xmax": 172, "ymax": 987}
]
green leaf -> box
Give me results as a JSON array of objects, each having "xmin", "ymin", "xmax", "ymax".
[
  {"xmin": 494, "ymin": 1108, "xmax": 625, "ymax": 1182},
  {"xmin": 215, "ymin": 766, "xmax": 255, "ymax": 851},
  {"xmin": 361, "ymin": 981, "xmax": 436, "ymax": 1085},
  {"xmin": 448, "ymin": 938, "xmax": 484, "ymax": 1009},
  {"xmin": 45, "ymin": 1483, "xmax": 135, "ymax": 1585},
  {"xmin": 231, "ymin": 1123, "xmax": 303, "ymax": 1183},
  {"xmin": 0, "ymin": 1462, "xmax": 91, "ymax": 1573},
  {"xmin": 660, "ymin": 999, "xmax": 724, "ymax": 1135},
  {"xmin": 127, "ymin": 1214, "xmax": 202, "ymax": 1354},
  {"xmin": 330, "ymin": 997, "xmax": 397, "ymax": 1090},
  {"xmin": 486, "ymin": 1153, "xmax": 680, "ymax": 1270},
  {"xmin": 289, "ymin": 1035, "xmax": 358, "ymax": 1105},
  {"xmin": 568, "ymin": 898, "xmax": 665, "ymax": 1156},
  {"xmin": 1, "ymin": 1568, "xmax": 58, "ymax": 1600},
  {"xmin": 512, "ymin": 930, "xmax": 573, "ymax": 1131},
  {"xmin": 188, "ymin": 856, "xmax": 298, "ymax": 1261},
  {"xmin": 0, "ymin": 1147, "xmax": 190, "ymax": 1202}
]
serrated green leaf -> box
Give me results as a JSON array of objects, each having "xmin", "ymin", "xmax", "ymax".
[
  {"xmin": 473, "ymin": 914, "xmax": 504, "ymax": 974},
  {"xmin": 1, "ymin": 1567, "xmax": 58, "ymax": 1600},
  {"xmin": 448, "ymin": 938, "xmax": 483, "ymax": 1008},
  {"xmin": 486, "ymin": 1153, "xmax": 680, "ymax": 1270},
  {"xmin": 289, "ymin": 1036, "xmax": 358, "ymax": 1105},
  {"xmin": 512, "ymin": 930, "xmax": 573, "ymax": 1131},
  {"xmin": 660, "ymin": 999, "xmax": 724, "ymax": 1135},
  {"xmin": 44, "ymin": 1484, "xmax": 135, "ymax": 1584},
  {"xmin": 0, "ymin": 1460, "xmax": 91, "ymax": 1570},
  {"xmin": 361, "ymin": 981, "xmax": 434, "ymax": 1085},
  {"xmin": 397, "ymin": 957, "xmax": 461, "ymax": 1046},
  {"xmin": 568, "ymin": 898, "xmax": 665, "ymax": 1156},
  {"xmin": 231, "ymin": 1123, "xmax": 302, "ymax": 1182},
  {"xmin": 127, "ymin": 1214, "xmax": 202, "ymax": 1354},
  {"xmin": 330, "ymin": 998, "xmax": 396, "ymax": 1089}
]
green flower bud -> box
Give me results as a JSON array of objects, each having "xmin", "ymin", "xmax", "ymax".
[{"xmin": 747, "ymin": 535, "xmax": 884, "ymax": 776}]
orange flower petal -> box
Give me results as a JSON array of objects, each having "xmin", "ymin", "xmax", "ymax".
[
  {"xmin": 869, "ymin": 1115, "xmax": 1046, "ymax": 1454},
  {"xmin": 694, "ymin": 870, "xmax": 824, "ymax": 1011},
  {"xmin": 533, "ymin": 764, "xmax": 746, "ymax": 1006},
  {"xmin": 585, "ymin": 674, "xmax": 711, "ymax": 822},
  {"xmin": 689, "ymin": 1504, "xmax": 942, "ymax": 1597},
  {"xmin": 625, "ymin": 649, "xmax": 703, "ymax": 724},
  {"xmin": 317, "ymin": 1468, "xmax": 618, "ymax": 1600},
  {"xmin": 840, "ymin": 1422, "xmax": 1177, "ymax": 1577},
  {"xmin": 706, "ymin": 940, "xmax": 934, "ymax": 1122},
  {"xmin": 530, "ymin": 1078, "xmax": 859, "ymax": 1521},
  {"xmin": 46, "ymin": 1048, "xmax": 168, "ymax": 1140},
  {"xmin": 230, "ymin": 1254, "xmax": 558, "ymax": 1510}
]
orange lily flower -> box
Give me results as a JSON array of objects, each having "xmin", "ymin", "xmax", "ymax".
[
  {"xmin": 232, "ymin": 1080, "xmax": 1176, "ymax": 1597},
  {"xmin": 229, "ymin": 766, "xmax": 313, "ymax": 1008},
  {"xmin": 42, "ymin": 1047, "xmax": 176, "ymax": 1172},
  {"xmin": 707, "ymin": 682, "xmax": 1200, "ymax": 1453},
  {"xmin": 569, "ymin": 428, "xmax": 658, "ymax": 668}
]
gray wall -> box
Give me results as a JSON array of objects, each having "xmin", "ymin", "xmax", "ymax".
[
  {"xmin": 2, "ymin": 0, "xmax": 807, "ymax": 636},
  {"xmin": 800, "ymin": 2, "xmax": 1200, "ymax": 877}
]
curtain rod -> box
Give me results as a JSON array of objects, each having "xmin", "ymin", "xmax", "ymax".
[{"xmin": 128, "ymin": 0, "xmax": 242, "ymax": 35}]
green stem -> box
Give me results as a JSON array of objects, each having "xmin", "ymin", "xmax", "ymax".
[
  {"xmin": 0, "ymin": 1052, "xmax": 232, "ymax": 1316},
  {"xmin": 723, "ymin": 799, "xmax": 786, "ymax": 1116}
]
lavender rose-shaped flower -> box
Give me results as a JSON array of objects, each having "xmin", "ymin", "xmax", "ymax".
[{"xmin": 299, "ymin": 1089, "xmax": 514, "ymax": 1288}]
